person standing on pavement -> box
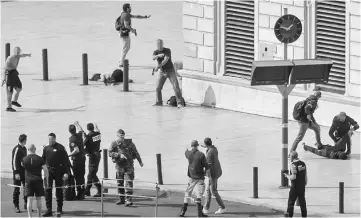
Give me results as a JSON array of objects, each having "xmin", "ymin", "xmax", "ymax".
[
  {"xmin": 202, "ymin": 138, "xmax": 226, "ymax": 215},
  {"xmin": 2, "ymin": 47, "xmax": 31, "ymax": 112},
  {"xmin": 109, "ymin": 129, "xmax": 144, "ymax": 206},
  {"xmin": 179, "ymin": 140, "xmax": 208, "ymax": 217},
  {"xmin": 152, "ymin": 39, "xmax": 185, "ymax": 108},
  {"xmin": 117, "ymin": 3, "xmax": 151, "ymax": 67},
  {"xmin": 68, "ymin": 124, "xmax": 86, "ymax": 200},
  {"xmin": 11, "ymin": 134, "xmax": 28, "ymax": 213},
  {"xmin": 42, "ymin": 133, "xmax": 70, "ymax": 217},
  {"xmin": 284, "ymin": 151, "xmax": 307, "ymax": 217},
  {"xmin": 328, "ymin": 112, "xmax": 358, "ymax": 156},
  {"xmin": 22, "ymin": 144, "xmax": 49, "ymax": 218},
  {"xmin": 290, "ymin": 90, "xmax": 323, "ymax": 155},
  {"xmin": 74, "ymin": 121, "xmax": 103, "ymax": 197}
]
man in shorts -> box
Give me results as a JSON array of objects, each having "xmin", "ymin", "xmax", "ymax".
[
  {"xmin": 178, "ymin": 140, "xmax": 208, "ymax": 217},
  {"xmin": 2, "ymin": 46, "xmax": 31, "ymax": 112},
  {"xmin": 22, "ymin": 144, "xmax": 49, "ymax": 218}
]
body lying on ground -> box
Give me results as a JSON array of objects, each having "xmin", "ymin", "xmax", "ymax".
[
  {"xmin": 90, "ymin": 69, "xmax": 132, "ymax": 85},
  {"xmin": 303, "ymin": 142, "xmax": 348, "ymax": 160}
]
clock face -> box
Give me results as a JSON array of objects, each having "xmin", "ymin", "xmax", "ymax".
[{"xmin": 274, "ymin": 14, "xmax": 302, "ymax": 44}]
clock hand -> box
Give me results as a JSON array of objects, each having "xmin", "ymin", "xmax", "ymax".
[
  {"xmin": 280, "ymin": 25, "xmax": 288, "ymax": 30},
  {"xmin": 286, "ymin": 24, "xmax": 294, "ymax": 31}
]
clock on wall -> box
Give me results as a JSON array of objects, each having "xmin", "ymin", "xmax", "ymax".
[{"xmin": 274, "ymin": 14, "xmax": 302, "ymax": 44}]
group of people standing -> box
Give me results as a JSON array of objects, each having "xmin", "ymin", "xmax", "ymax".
[{"xmin": 11, "ymin": 122, "xmax": 144, "ymax": 217}]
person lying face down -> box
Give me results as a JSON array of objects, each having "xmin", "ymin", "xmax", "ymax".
[
  {"xmin": 303, "ymin": 142, "xmax": 348, "ymax": 160},
  {"xmin": 90, "ymin": 69, "xmax": 134, "ymax": 85}
]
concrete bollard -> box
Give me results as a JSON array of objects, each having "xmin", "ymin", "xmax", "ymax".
[
  {"xmin": 123, "ymin": 59, "xmax": 129, "ymax": 91},
  {"xmin": 5, "ymin": 43, "xmax": 10, "ymax": 60},
  {"xmin": 156, "ymin": 153, "xmax": 163, "ymax": 185},
  {"xmin": 102, "ymin": 149, "xmax": 108, "ymax": 193},
  {"xmin": 339, "ymin": 182, "xmax": 344, "ymax": 213},
  {"xmin": 42, "ymin": 49, "xmax": 49, "ymax": 81},
  {"xmin": 82, "ymin": 53, "xmax": 88, "ymax": 85},
  {"xmin": 253, "ymin": 167, "xmax": 258, "ymax": 198},
  {"xmin": 295, "ymin": 198, "xmax": 300, "ymax": 206}
]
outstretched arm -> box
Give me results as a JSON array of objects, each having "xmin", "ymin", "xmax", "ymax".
[
  {"xmin": 131, "ymin": 14, "xmax": 151, "ymax": 19},
  {"xmin": 19, "ymin": 54, "xmax": 31, "ymax": 58}
]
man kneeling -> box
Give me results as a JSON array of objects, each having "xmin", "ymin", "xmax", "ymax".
[{"xmin": 303, "ymin": 142, "xmax": 347, "ymax": 160}]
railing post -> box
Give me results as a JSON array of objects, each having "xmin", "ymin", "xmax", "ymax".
[
  {"xmin": 123, "ymin": 59, "xmax": 129, "ymax": 91},
  {"xmin": 156, "ymin": 154, "xmax": 163, "ymax": 185},
  {"xmin": 339, "ymin": 182, "xmax": 344, "ymax": 213},
  {"xmin": 102, "ymin": 149, "xmax": 108, "ymax": 193},
  {"xmin": 82, "ymin": 53, "xmax": 88, "ymax": 85}
]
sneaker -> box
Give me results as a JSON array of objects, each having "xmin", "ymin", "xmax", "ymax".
[
  {"xmin": 125, "ymin": 201, "xmax": 133, "ymax": 207},
  {"xmin": 6, "ymin": 107, "xmax": 16, "ymax": 112},
  {"xmin": 177, "ymin": 103, "xmax": 184, "ymax": 109},
  {"xmin": 15, "ymin": 206, "xmax": 20, "ymax": 213},
  {"xmin": 12, "ymin": 101, "xmax": 22, "ymax": 107},
  {"xmin": 56, "ymin": 207, "xmax": 63, "ymax": 215},
  {"xmin": 153, "ymin": 102, "xmax": 163, "ymax": 106},
  {"xmin": 215, "ymin": 208, "xmax": 226, "ymax": 214},
  {"xmin": 202, "ymin": 208, "xmax": 209, "ymax": 214}
]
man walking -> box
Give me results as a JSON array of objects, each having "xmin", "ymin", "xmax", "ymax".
[
  {"xmin": 329, "ymin": 112, "xmax": 358, "ymax": 156},
  {"xmin": 42, "ymin": 133, "xmax": 70, "ymax": 217},
  {"xmin": 109, "ymin": 129, "xmax": 143, "ymax": 206},
  {"xmin": 22, "ymin": 144, "xmax": 49, "ymax": 218},
  {"xmin": 202, "ymin": 138, "xmax": 226, "ymax": 215},
  {"xmin": 117, "ymin": 3, "xmax": 151, "ymax": 67},
  {"xmin": 74, "ymin": 121, "xmax": 103, "ymax": 197},
  {"xmin": 290, "ymin": 90, "xmax": 323, "ymax": 155},
  {"xmin": 68, "ymin": 124, "xmax": 86, "ymax": 200},
  {"xmin": 152, "ymin": 39, "xmax": 184, "ymax": 108},
  {"xmin": 178, "ymin": 140, "xmax": 208, "ymax": 217},
  {"xmin": 284, "ymin": 151, "xmax": 307, "ymax": 217},
  {"xmin": 12, "ymin": 134, "xmax": 28, "ymax": 213},
  {"xmin": 2, "ymin": 46, "xmax": 31, "ymax": 112}
]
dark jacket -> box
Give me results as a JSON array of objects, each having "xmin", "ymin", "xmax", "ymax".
[
  {"xmin": 12, "ymin": 144, "xmax": 27, "ymax": 175},
  {"xmin": 206, "ymin": 145, "xmax": 222, "ymax": 179},
  {"xmin": 185, "ymin": 148, "xmax": 208, "ymax": 180},
  {"xmin": 329, "ymin": 115, "xmax": 359, "ymax": 142},
  {"xmin": 42, "ymin": 142, "xmax": 70, "ymax": 175},
  {"xmin": 299, "ymin": 96, "xmax": 318, "ymax": 123}
]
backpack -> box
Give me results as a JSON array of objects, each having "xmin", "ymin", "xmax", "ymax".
[
  {"xmin": 115, "ymin": 15, "xmax": 122, "ymax": 31},
  {"xmin": 167, "ymin": 96, "xmax": 186, "ymax": 107},
  {"xmin": 293, "ymin": 100, "xmax": 306, "ymax": 121}
]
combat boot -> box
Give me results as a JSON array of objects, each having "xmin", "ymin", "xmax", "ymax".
[
  {"xmin": 84, "ymin": 184, "xmax": 91, "ymax": 196},
  {"xmin": 116, "ymin": 197, "xmax": 125, "ymax": 205},
  {"xmin": 178, "ymin": 203, "xmax": 188, "ymax": 217},
  {"xmin": 196, "ymin": 199, "xmax": 208, "ymax": 217}
]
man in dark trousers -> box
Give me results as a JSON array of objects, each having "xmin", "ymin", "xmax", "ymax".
[
  {"xmin": 329, "ymin": 112, "xmax": 359, "ymax": 156},
  {"xmin": 109, "ymin": 129, "xmax": 144, "ymax": 206},
  {"xmin": 11, "ymin": 134, "xmax": 28, "ymax": 213},
  {"xmin": 22, "ymin": 144, "xmax": 49, "ymax": 218},
  {"xmin": 284, "ymin": 151, "xmax": 307, "ymax": 217},
  {"xmin": 74, "ymin": 121, "xmax": 102, "ymax": 197},
  {"xmin": 68, "ymin": 124, "xmax": 86, "ymax": 200},
  {"xmin": 152, "ymin": 39, "xmax": 184, "ymax": 108},
  {"xmin": 290, "ymin": 90, "xmax": 323, "ymax": 155},
  {"xmin": 42, "ymin": 133, "xmax": 70, "ymax": 217},
  {"xmin": 202, "ymin": 138, "xmax": 226, "ymax": 215},
  {"xmin": 303, "ymin": 142, "xmax": 348, "ymax": 160},
  {"xmin": 179, "ymin": 140, "xmax": 208, "ymax": 217}
]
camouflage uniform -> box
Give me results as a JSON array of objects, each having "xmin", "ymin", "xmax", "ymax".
[{"xmin": 109, "ymin": 138, "xmax": 142, "ymax": 204}]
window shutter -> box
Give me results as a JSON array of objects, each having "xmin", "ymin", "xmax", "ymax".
[
  {"xmin": 315, "ymin": 0, "xmax": 346, "ymax": 94},
  {"xmin": 224, "ymin": 0, "xmax": 255, "ymax": 79}
]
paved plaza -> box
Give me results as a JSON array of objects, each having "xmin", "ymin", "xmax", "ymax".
[{"xmin": 1, "ymin": 68, "xmax": 360, "ymax": 217}]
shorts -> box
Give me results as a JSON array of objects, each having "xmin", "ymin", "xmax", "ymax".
[
  {"xmin": 6, "ymin": 69, "xmax": 22, "ymax": 92},
  {"xmin": 184, "ymin": 178, "xmax": 205, "ymax": 199},
  {"xmin": 25, "ymin": 179, "xmax": 45, "ymax": 197}
]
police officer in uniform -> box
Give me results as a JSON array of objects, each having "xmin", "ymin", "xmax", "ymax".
[
  {"xmin": 284, "ymin": 151, "xmax": 307, "ymax": 217},
  {"xmin": 11, "ymin": 134, "xmax": 28, "ymax": 213},
  {"xmin": 74, "ymin": 121, "xmax": 102, "ymax": 197},
  {"xmin": 109, "ymin": 129, "xmax": 143, "ymax": 206},
  {"xmin": 42, "ymin": 133, "xmax": 70, "ymax": 217},
  {"xmin": 68, "ymin": 124, "xmax": 86, "ymax": 200}
]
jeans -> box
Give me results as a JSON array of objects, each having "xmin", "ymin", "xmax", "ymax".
[
  {"xmin": 120, "ymin": 36, "xmax": 131, "ymax": 65},
  {"xmin": 116, "ymin": 166, "xmax": 134, "ymax": 202},
  {"xmin": 203, "ymin": 177, "xmax": 225, "ymax": 210},
  {"xmin": 184, "ymin": 178, "xmax": 205, "ymax": 203},
  {"xmin": 156, "ymin": 68, "xmax": 183, "ymax": 105},
  {"xmin": 287, "ymin": 186, "xmax": 307, "ymax": 217},
  {"xmin": 291, "ymin": 121, "xmax": 321, "ymax": 153}
]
